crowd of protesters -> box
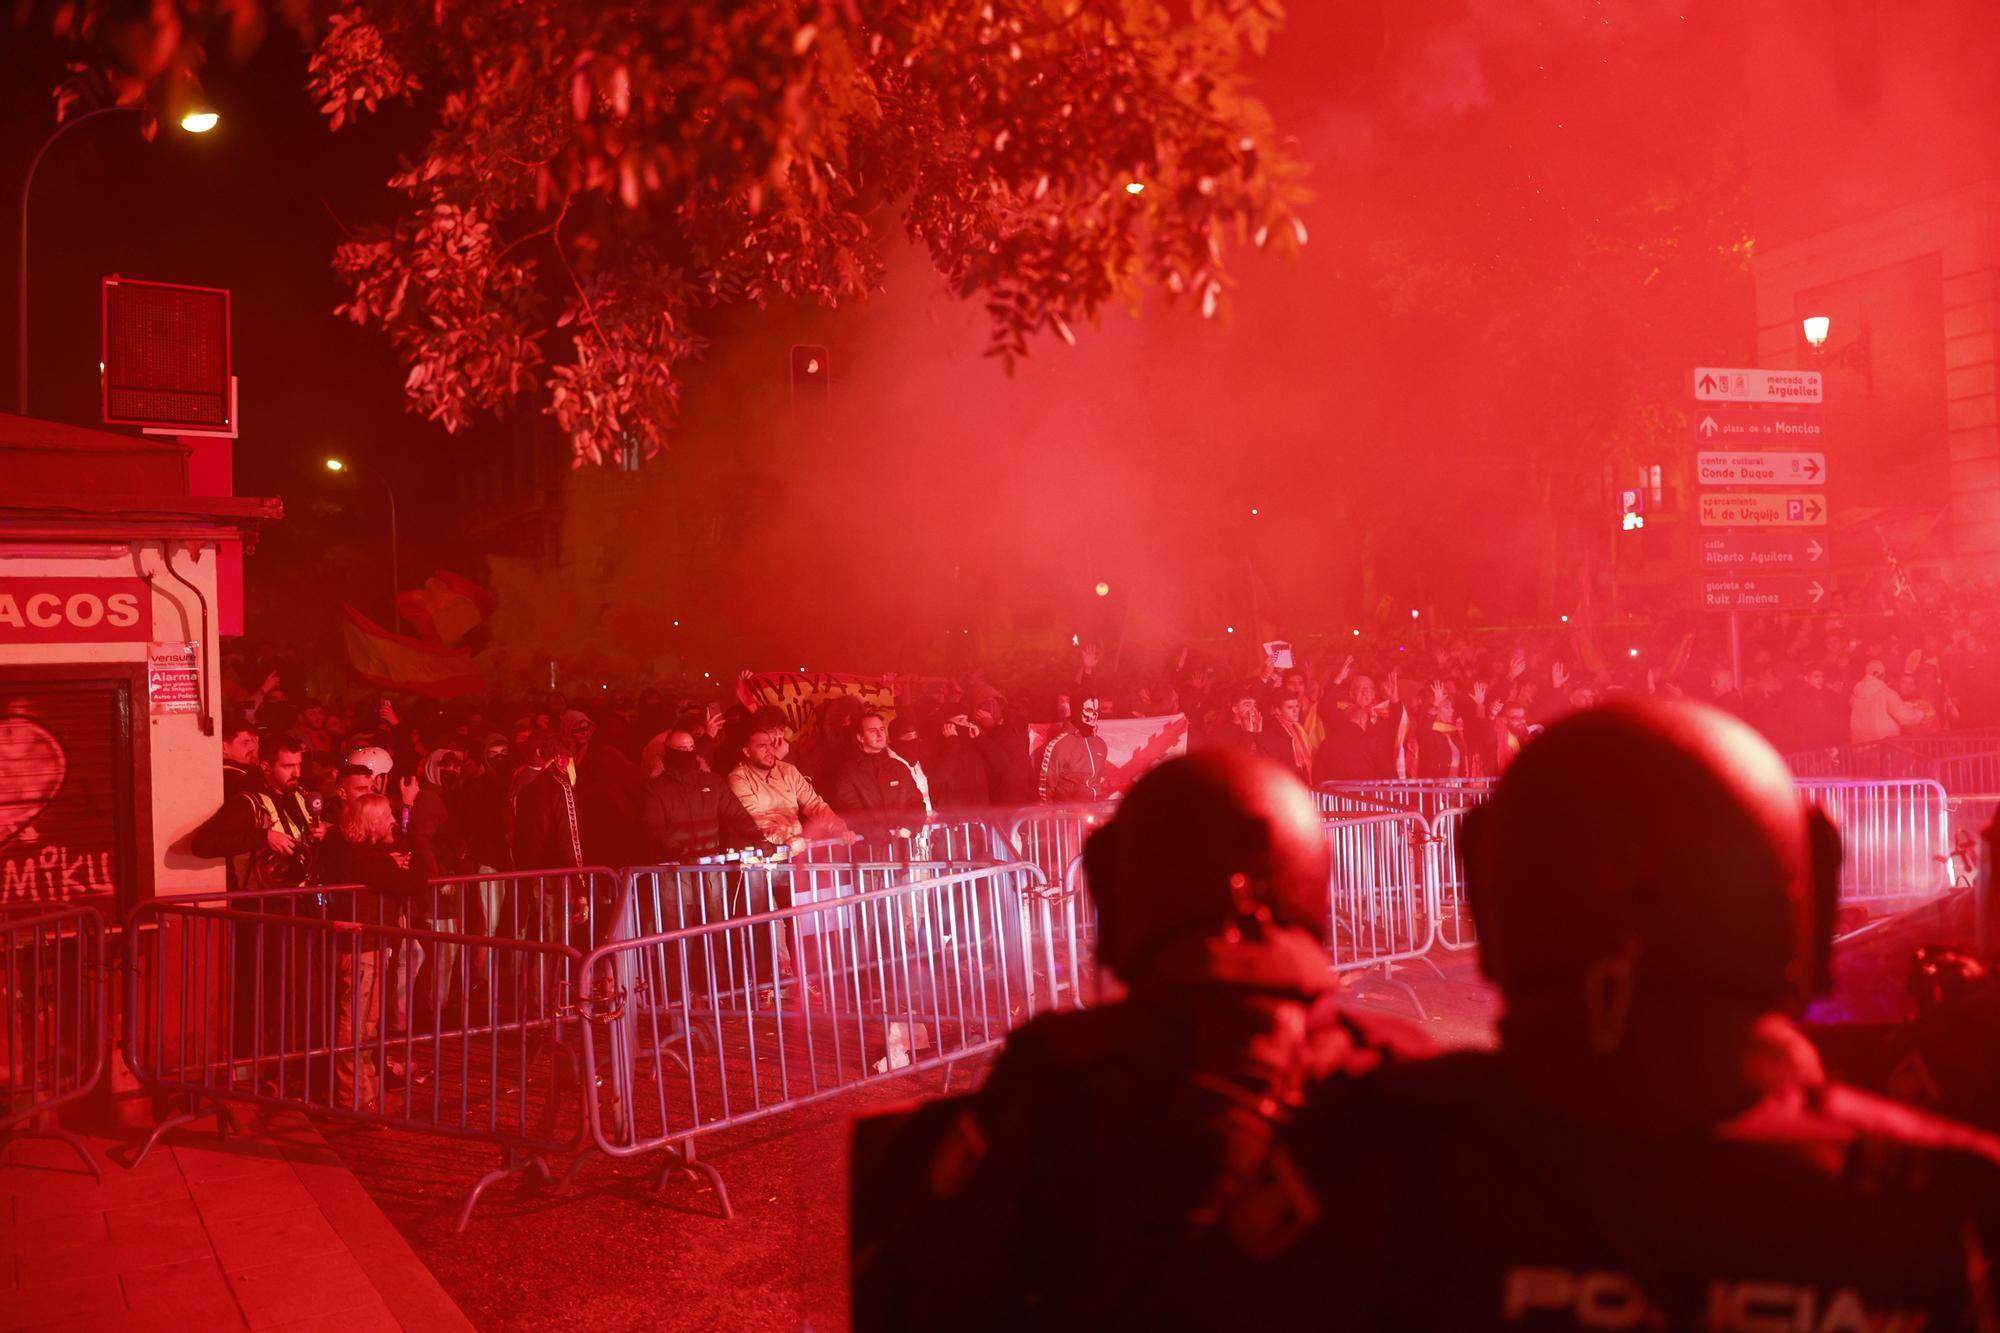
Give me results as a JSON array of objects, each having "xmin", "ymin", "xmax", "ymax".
[{"xmin": 188, "ymin": 593, "xmax": 2000, "ymax": 910}]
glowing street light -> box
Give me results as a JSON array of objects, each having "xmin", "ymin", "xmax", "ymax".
[
  {"xmin": 1802, "ymin": 315, "xmax": 1831, "ymax": 349},
  {"xmin": 1124, "ymin": 182, "xmax": 1145, "ymax": 195},
  {"xmin": 1093, "ymin": 582, "xmax": 1110, "ymax": 597},
  {"xmin": 324, "ymin": 456, "xmax": 400, "ymax": 626},
  {"xmin": 17, "ymin": 103, "xmax": 219, "ymax": 413}
]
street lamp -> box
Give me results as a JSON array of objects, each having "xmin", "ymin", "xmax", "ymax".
[
  {"xmin": 15, "ymin": 103, "xmax": 219, "ymax": 414},
  {"xmin": 1802, "ymin": 315, "xmax": 1831, "ymax": 350},
  {"xmin": 325, "ymin": 457, "xmax": 401, "ymax": 627}
]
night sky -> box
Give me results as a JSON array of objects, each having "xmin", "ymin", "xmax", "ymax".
[{"xmin": 2, "ymin": 4, "xmax": 1806, "ymax": 678}]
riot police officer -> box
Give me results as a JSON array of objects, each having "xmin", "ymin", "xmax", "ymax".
[
  {"xmin": 1288, "ymin": 699, "xmax": 2000, "ymax": 1330},
  {"xmin": 851, "ymin": 749, "xmax": 1427, "ymax": 1330}
]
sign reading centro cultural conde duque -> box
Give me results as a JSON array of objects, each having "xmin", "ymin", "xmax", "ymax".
[{"xmin": 0, "ymin": 579, "xmax": 152, "ymax": 644}]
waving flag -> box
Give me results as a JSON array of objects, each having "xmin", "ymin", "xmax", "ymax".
[
  {"xmin": 1026, "ymin": 715, "xmax": 1189, "ymax": 796},
  {"xmin": 341, "ymin": 604, "xmax": 484, "ymax": 698}
]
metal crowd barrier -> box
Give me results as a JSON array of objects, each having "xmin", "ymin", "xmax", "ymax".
[
  {"xmin": 1313, "ymin": 778, "xmax": 1495, "ymax": 821},
  {"xmin": 124, "ymin": 867, "xmax": 621, "ymax": 1230},
  {"xmin": 576, "ymin": 862, "xmax": 1066, "ymax": 1214},
  {"xmin": 2, "ymin": 903, "xmax": 110, "ymax": 1177},
  {"xmin": 1424, "ymin": 808, "xmax": 1478, "ymax": 951},
  {"xmin": 1321, "ymin": 812, "xmax": 1442, "ymax": 1019},
  {"xmin": 1794, "ymin": 779, "xmax": 1952, "ymax": 908},
  {"xmin": 787, "ymin": 817, "xmax": 1011, "ymax": 869},
  {"xmin": 1784, "ymin": 733, "xmax": 2000, "ymax": 785},
  {"xmin": 1932, "ymin": 751, "xmax": 2000, "ymax": 799},
  {"xmin": 1003, "ymin": 804, "xmax": 1115, "ymax": 888}
]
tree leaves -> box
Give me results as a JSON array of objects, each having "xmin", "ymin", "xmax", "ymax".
[{"xmin": 61, "ymin": 0, "xmax": 1303, "ymax": 467}]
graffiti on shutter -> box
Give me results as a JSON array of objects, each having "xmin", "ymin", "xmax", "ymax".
[{"xmin": 0, "ymin": 681, "xmax": 133, "ymax": 907}]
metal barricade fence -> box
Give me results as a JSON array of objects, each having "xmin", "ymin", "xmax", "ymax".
[
  {"xmin": 1784, "ymin": 734, "xmax": 2000, "ymax": 784},
  {"xmin": 1321, "ymin": 813, "xmax": 1438, "ymax": 977},
  {"xmin": 125, "ymin": 868, "xmax": 621, "ymax": 1230},
  {"xmin": 1794, "ymin": 779, "xmax": 1952, "ymax": 908},
  {"xmin": 1424, "ymin": 808, "xmax": 1477, "ymax": 951},
  {"xmin": 1003, "ymin": 804, "xmax": 1116, "ymax": 890},
  {"xmin": 1782, "ymin": 746, "xmax": 1846, "ymax": 779},
  {"xmin": 2, "ymin": 903, "xmax": 110, "ymax": 1177},
  {"xmin": 577, "ymin": 862, "xmax": 1068, "ymax": 1214},
  {"xmin": 790, "ymin": 817, "xmax": 1010, "ymax": 869},
  {"xmin": 1313, "ymin": 779, "xmax": 1495, "ymax": 823},
  {"xmin": 1932, "ymin": 751, "xmax": 2000, "ymax": 799}
]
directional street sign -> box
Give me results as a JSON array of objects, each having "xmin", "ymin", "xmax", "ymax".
[
  {"xmin": 1698, "ymin": 492, "xmax": 1826, "ymax": 527},
  {"xmin": 1692, "ymin": 367, "xmax": 1823, "ymax": 404},
  {"xmin": 1698, "ymin": 532, "xmax": 1828, "ymax": 570},
  {"xmin": 1700, "ymin": 574, "xmax": 1829, "ymax": 611},
  {"xmin": 1690, "ymin": 407, "xmax": 1827, "ymax": 444},
  {"xmin": 1696, "ymin": 451, "xmax": 1826, "ymax": 487}
]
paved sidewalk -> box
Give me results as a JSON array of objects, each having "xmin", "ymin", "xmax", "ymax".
[{"xmin": 2, "ymin": 1111, "xmax": 473, "ymax": 1332}]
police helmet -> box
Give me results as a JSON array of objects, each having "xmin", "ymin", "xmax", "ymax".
[
  {"xmin": 1464, "ymin": 699, "xmax": 1840, "ymax": 1017},
  {"xmin": 1082, "ymin": 749, "xmax": 1329, "ymax": 982}
]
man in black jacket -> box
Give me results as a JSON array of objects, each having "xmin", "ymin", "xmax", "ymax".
[
  {"xmin": 191, "ymin": 732, "xmax": 320, "ymax": 891},
  {"xmin": 1216, "ymin": 684, "xmax": 1296, "ymax": 772},
  {"xmin": 638, "ymin": 748, "xmax": 724, "ymax": 864},
  {"xmin": 512, "ymin": 731, "xmax": 582, "ymax": 872},
  {"xmin": 833, "ymin": 710, "xmax": 928, "ymax": 838},
  {"xmin": 921, "ymin": 712, "xmax": 991, "ymax": 813}
]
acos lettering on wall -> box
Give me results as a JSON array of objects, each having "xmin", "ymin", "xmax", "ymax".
[{"xmin": 0, "ymin": 578, "xmax": 152, "ymax": 645}]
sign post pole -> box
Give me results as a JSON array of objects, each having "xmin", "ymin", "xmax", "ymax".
[{"xmin": 1729, "ymin": 610, "xmax": 1742, "ymax": 701}]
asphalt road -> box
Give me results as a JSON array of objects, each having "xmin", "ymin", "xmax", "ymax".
[{"xmin": 322, "ymin": 961, "xmax": 1501, "ymax": 1332}]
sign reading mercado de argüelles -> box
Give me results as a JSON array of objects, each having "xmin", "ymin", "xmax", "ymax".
[
  {"xmin": 1691, "ymin": 366, "xmax": 1831, "ymax": 613},
  {"xmin": 1691, "ymin": 366, "xmax": 1824, "ymax": 404}
]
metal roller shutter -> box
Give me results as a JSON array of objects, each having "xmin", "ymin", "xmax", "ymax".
[{"xmin": 0, "ymin": 678, "xmax": 136, "ymax": 911}]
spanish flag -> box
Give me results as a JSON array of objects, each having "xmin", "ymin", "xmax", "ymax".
[{"xmin": 341, "ymin": 604, "xmax": 485, "ymax": 698}]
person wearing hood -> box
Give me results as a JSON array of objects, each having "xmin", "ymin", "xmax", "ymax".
[
  {"xmin": 639, "ymin": 746, "xmax": 725, "ymax": 865},
  {"xmin": 398, "ymin": 746, "xmax": 467, "ymax": 1026},
  {"xmin": 1850, "ymin": 658, "xmax": 1927, "ymax": 745},
  {"xmin": 1037, "ymin": 696, "xmax": 1110, "ymax": 803},
  {"xmin": 971, "ymin": 693, "xmax": 1034, "ymax": 806},
  {"xmin": 921, "ymin": 710, "xmax": 990, "ymax": 813},
  {"xmin": 563, "ymin": 708, "xmax": 643, "ymax": 867}
]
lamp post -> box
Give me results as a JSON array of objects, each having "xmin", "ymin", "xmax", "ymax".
[
  {"xmin": 16, "ymin": 104, "xmax": 218, "ymax": 415},
  {"xmin": 325, "ymin": 458, "xmax": 401, "ymax": 627}
]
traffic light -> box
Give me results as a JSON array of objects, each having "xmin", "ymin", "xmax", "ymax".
[{"xmin": 1617, "ymin": 487, "xmax": 1646, "ymax": 532}]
